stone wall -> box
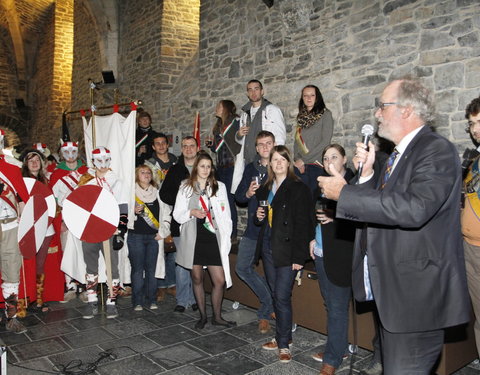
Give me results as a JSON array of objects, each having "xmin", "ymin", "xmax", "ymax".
[
  {"xmin": 70, "ymin": 0, "xmax": 111, "ymax": 143},
  {"xmin": 29, "ymin": 6, "xmax": 55, "ymax": 143},
  {"xmin": 118, "ymin": 0, "xmax": 200, "ymax": 131},
  {"xmin": 186, "ymin": 0, "xmax": 480, "ymax": 156}
]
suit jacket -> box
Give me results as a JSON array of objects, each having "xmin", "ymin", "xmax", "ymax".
[
  {"xmin": 255, "ymin": 178, "xmax": 314, "ymax": 267},
  {"xmin": 336, "ymin": 126, "xmax": 470, "ymax": 333}
]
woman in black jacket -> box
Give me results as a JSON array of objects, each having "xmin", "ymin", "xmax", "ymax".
[
  {"xmin": 310, "ymin": 144, "xmax": 356, "ymax": 375},
  {"xmin": 255, "ymin": 145, "xmax": 314, "ymax": 364}
]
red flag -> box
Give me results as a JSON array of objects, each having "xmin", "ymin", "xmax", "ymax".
[{"xmin": 193, "ymin": 112, "xmax": 200, "ymax": 147}]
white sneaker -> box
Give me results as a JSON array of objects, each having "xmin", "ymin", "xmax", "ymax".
[
  {"xmin": 149, "ymin": 304, "xmax": 158, "ymax": 310},
  {"xmin": 134, "ymin": 305, "xmax": 143, "ymax": 311}
]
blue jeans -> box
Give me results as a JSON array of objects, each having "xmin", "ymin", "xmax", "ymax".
[
  {"xmin": 315, "ymin": 257, "xmax": 351, "ymax": 368},
  {"xmin": 216, "ymin": 166, "xmax": 237, "ymax": 237},
  {"xmin": 262, "ymin": 245, "xmax": 297, "ymax": 349},
  {"xmin": 235, "ymin": 236, "xmax": 273, "ymax": 320},
  {"xmin": 157, "ymin": 251, "xmax": 176, "ymax": 288},
  {"xmin": 127, "ymin": 232, "xmax": 159, "ymax": 306},
  {"xmin": 173, "ymin": 237, "xmax": 195, "ymax": 307}
]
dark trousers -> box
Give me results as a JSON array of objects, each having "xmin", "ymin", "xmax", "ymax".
[
  {"xmin": 262, "ymin": 245, "xmax": 296, "ymax": 349},
  {"xmin": 381, "ymin": 324, "xmax": 444, "ymax": 375}
]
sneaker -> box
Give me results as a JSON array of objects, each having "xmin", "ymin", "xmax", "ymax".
[
  {"xmin": 134, "ymin": 305, "xmax": 143, "ymax": 311},
  {"xmin": 174, "ymin": 305, "xmax": 185, "ymax": 312},
  {"xmin": 106, "ymin": 304, "xmax": 118, "ymax": 319},
  {"xmin": 5, "ymin": 318, "xmax": 27, "ymax": 334},
  {"xmin": 258, "ymin": 319, "xmax": 271, "ymax": 334},
  {"xmin": 156, "ymin": 288, "xmax": 166, "ymax": 302},
  {"xmin": 61, "ymin": 289, "xmax": 76, "ymax": 303},
  {"xmin": 312, "ymin": 352, "xmax": 349, "ymax": 362},
  {"xmin": 262, "ymin": 338, "xmax": 293, "ymax": 351},
  {"xmin": 359, "ymin": 360, "xmax": 383, "ymax": 375},
  {"xmin": 279, "ymin": 348, "xmax": 292, "ymax": 363},
  {"xmin": 149, "ymin": 304, "xmax": 158, "ymax": 310},
  {"xmin": 83, "ymin": 302, "xmax": 98, "ymax": 319}
]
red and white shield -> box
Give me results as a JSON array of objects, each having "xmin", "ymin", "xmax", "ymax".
[
  {"xmin": 17, "ymin": 194, "xmax": 49, "ymax": 259},
  {"xmin": 24, "ymin": 177, "xmax": 56, "ymax": 225},
  {"xmin": 62, "ymin": 185, "xmax": 119, "ymax": 243}
]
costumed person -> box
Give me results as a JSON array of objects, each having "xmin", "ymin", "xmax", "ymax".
[
  {"xmin": 32, "ymin": 142, "xmax": 57, "ymax": 179},
  {"xmin": 206, "ymin": 100, "xmax": 241, "ymax": 243},
  {"xmin": 128, "ymin": 164, "xmax": 171, "ymax": 311},
  {"xmin": 0, "ymin": 129, "xmax": 30, "ymax": 333},
  {"xmin": 173, "ymin": 152, "xmax": 236, "ymax": 329},
  {"xmin": 21, "ymin": 150, "xmax": 57, "ymax": 312},
  {"xmin": 78, "ymin": 147, "xmax": 128, "ymax": 319},
  {"xmin": 50, "ymin": 141, "xmax": 89, "ymax": 302}
]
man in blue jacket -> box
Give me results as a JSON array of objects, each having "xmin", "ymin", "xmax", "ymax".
[{"xmin": 234, "ymin": 130, "xmax": 275, "ymax": 333}]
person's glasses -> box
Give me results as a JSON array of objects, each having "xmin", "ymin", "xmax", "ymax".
[{"xmin": 375, "ymin": 98, "xmax": 398, "ymax": 110}]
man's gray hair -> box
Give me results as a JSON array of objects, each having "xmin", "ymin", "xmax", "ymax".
[{"xmin": 397, "ymin": 77, "xmax": 435, "ymax": 124}]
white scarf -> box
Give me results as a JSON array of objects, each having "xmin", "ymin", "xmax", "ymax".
[{"xmin": 135, "ymin": 183, "xmax": 157, "ymax": 203}]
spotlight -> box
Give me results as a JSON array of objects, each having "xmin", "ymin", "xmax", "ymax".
[
  {"xmin": 263, "ymin": 0, "xmax": 274, "ymax": 8},
  {"xmin": 102, "ymin": 70, "xmax": 115, "ymax": 84}
]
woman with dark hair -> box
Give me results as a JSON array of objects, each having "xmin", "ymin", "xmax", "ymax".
[
  {"xmin": 255, "ymin": 145, "xmax": 314, "ymax": 363},
  {"xmin": 21, "ymin": 150, "xmax": 55, "ymax": 313},
  {"xmin": 127, "ymin": 164, "xmax": 171, "ymax": 311},
  {"xmin": 310, "ymin": 144, "xmax": 356, "ymax": 375},
  {"xmin": 173, "ymin": 152, "xmax": 236, "ymax": 329},
  {"xmin": 207, "ymin": 100, "xmax": 241, "ymax": 242},
  {"xmin": 294, "ymin": 85, "xmax": 334, "ymax": 190}
]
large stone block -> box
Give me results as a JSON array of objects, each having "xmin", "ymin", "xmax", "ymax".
[
  {"xmin": 420, "ymin": 48, "xmax": 471, "ymax": 65},
  {"xmin": 434, "ymin": 63, "xmax": 464, "ymax": 90},
  {"xmin": 420, "ymin": 31, "xmax": 455, "ymax": 50}
]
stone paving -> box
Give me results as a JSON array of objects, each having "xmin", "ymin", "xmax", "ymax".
[{"xmin": 1, "ymin": 292, "xmax": 480, "ymax": 375}]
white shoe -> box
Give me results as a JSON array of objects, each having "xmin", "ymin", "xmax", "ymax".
[
  {"xmin": 134, "ymin": 305, "xmax": 143, "ymax": 311},
  {"xmin": 149, "ymin": 304, "xmax": 158, "ymax": 310}
]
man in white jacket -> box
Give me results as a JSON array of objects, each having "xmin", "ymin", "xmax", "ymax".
[{"xmin": 237, "ymin": 80, "xmax": 286, "ymax": 165}]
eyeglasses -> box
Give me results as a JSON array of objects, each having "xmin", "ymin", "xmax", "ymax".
[{"xmin": 375, "ymin": 98, "xmax": 398, "ymax": 110}]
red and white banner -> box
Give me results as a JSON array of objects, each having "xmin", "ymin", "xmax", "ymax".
[
  {"xmin": 17, "ymin": 195, "xmax": 49, "ymax": 259},
  {"xmin": 63, "ymin": 185, "xmax": 119, "ymax": 243}
]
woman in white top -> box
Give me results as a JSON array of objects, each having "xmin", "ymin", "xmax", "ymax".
[{"xmin": 173, "ymin": 152, "xmax": 235, "ymax": 329}]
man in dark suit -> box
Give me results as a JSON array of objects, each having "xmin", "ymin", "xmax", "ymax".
[{"xmin": 318, "ymin": 77, "xmax": 470, "ymax": 374}]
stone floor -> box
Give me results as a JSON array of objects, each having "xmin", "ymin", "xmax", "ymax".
[{"xmin": 1, "ymin": 292, "xmax": 480, "ymax": 375}]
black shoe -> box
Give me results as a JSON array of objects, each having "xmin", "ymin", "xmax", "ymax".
[
  {"xmin": 195, "ymin": 317, "xmax": 207, "ymax": 329},
  {"xmin": 211, "ymin": 317, "xmax": 237, "ymax": 327},
  {"xmin": 174, "ymin": 305, "xmax": 185, "ymax": 313},
  {"xmin": 191, "ymin": 303, "xmax": 199, "ymax": 311}
]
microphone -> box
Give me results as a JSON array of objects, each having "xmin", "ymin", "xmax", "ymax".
[{"xmin": 357, "ymin": 124, "xmax": 375, "ymax": 177}]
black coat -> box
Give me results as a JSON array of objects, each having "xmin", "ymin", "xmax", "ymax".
[
  {"xmin": 313, "ymin": 168, "xmax": 357, "ymax": 288},
  {"xmin": 159, "ymin": 155, "xmax": 190, "ymax": 237},
  {"xmin": 255, "ymin": 177, "xmax": 314, "ymax": 267}
]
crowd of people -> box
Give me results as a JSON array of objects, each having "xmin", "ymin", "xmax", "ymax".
[{"xmin": 0, "ymin": 76, "xmax": 479, "ymax": 375}]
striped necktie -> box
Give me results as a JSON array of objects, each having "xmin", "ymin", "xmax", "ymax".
[{"xmin": 381, "ymin": 149, "xmax": 399, "ymax": 189}]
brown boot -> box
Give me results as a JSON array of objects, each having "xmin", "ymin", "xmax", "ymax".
[
  {"xmin": 156, "ymin": 288, "xmax": 166, "ymax": 302},
  {"xmin": 5, "ymin": 294, "xmax": 27, "ymax": 334},
  {"xmin": 16, "ymin": 298, "xmax": 27, "ymax": 318},
  {"xmin": 35, "ymin": 273, "xmax": 49, "ymax": 311},
  {"xmin": 320, "ymin": 363, "xmax": 336, "ymax": 375},
  {"xmin": 166, "ymin": 286, "xmax": 176, "ymax": 297}
]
